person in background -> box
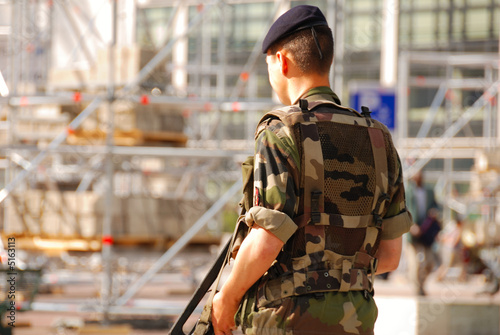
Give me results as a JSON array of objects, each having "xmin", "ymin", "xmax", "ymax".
[{"xmin": 405, "ymin": 170, "xmax": 441, "ymax": 296}]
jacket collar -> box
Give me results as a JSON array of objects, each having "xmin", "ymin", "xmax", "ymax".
[{"xmin": 293, "ymin": 86, "xmax": 341, "ymax": 106}]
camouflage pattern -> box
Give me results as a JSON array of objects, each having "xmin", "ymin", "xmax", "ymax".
[
  {"xmin": 237, "ymin": 287, "xmax": 378, "ymax": 335},
  {"xmin": 241, "ymin": 87, "xmax": 411, "ymax": 335}
]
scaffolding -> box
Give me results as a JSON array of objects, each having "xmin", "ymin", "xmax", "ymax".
[
  {"xmin": 0, "ymin": 0, "xmax": 273, "ymax": 241},
  {"xmin": 396, "ymin": 51, "xmax": 500, "ymax": 282},
  {"xmin": 0, "ymin": 0, "xmax": 279, "ymax": 320}
]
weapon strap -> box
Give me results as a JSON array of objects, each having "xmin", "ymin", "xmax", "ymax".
[
  {"xmin": 169, "ymin": 238, "xmax": 231, "ymax": 335},
  {"xmin": 192, "ymin": 218, "xmax": 246, "ymax": 335}
]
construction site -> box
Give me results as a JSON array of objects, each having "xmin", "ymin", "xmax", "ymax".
[{"xmin": 0, "ymin": 0, "xmax": 499, "ymax": 334}]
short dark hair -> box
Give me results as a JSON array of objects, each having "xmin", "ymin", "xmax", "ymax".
[{"xmin": 269, "ymin": 25, "xmax": 334, "ymax": 75}]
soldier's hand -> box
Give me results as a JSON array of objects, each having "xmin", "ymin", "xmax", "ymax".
[{"xmin": 212, "ymin": 291, "xmax": 238, "ymax": 335}]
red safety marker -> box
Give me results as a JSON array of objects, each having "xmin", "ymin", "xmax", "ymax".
[
  {"xmin": 232, "ymin": 101, "xmax": 241, "ymax": 112},
  {"xmin": 73, "ymin": 91, "xmax": 82, "ymax": 103},
  {"xmin": 102, "ymin": 235, "xmax": 114, "ymax": 246},
  {"xmin": 140, "ymin": 94, "xmax": 150, "ymax": 105},
  {"xmin": 20, "ymin": 96, "xmax": 29, "ymax": 106},
  {"xmin": 240, "ymin": 72, "xmax": 249, "ymax": 82}
]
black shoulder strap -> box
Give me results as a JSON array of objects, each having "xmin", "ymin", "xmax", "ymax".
[
  {"xmin": 169, "ymin": 238, "xmax": 230, "ymax": 335},
  {"xmin": 299, "ymin": 99, "xmax": 309, "ymax": 113},
  {"xmin": 361, "ymin": 106, "xmax": 372, "ymax": 118}
]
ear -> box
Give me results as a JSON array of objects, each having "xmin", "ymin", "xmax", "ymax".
[{"xmin": 276, "ymin": 51, "xmax": 288, "ymax": 76}]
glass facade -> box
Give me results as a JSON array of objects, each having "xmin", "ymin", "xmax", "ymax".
[
  {"xmin": 136, "ymin": 0, "xmax": 499, "ymax": 99},
  {"xmin": 397, "ymin": 0, "xmax": 499, "ymax": 51}
]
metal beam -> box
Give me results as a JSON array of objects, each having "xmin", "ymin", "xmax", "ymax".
[{"xmin": 0, "ymin": 145, "xmax": 250, "ymax": 158}]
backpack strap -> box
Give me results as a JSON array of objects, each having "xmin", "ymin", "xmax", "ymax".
[
  {"xmin": 299, "ymin": 119, "xmax": 324, "ymax": 225},
  {"xmin": 361, "ymin": 125, "xmax": 390, "ymax": 259}
]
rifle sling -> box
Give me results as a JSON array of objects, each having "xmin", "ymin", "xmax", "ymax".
[{"xmin": 169, "ymin": 238, "xmax": 231, "ymax": 335}]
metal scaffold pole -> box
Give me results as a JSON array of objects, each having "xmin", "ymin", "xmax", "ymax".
[
  {"xmin": 498, "ymin": 17, "xmax": 500, "ymax": 147},
  {"xmin": 101, "ymin": 0, "xmax": 118, "ymax": 323}
]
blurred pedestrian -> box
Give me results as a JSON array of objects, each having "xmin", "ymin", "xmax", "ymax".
[{"xmin": 405, "ymin": 171, "xmax": 441, "ymax": 296}]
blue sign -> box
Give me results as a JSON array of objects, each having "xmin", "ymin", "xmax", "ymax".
[{"xmin": 349, "ymin": 82, "xmax": 396, "ymax": 131}]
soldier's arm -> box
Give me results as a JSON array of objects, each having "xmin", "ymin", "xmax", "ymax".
[
  {"xmin": 375, "ymin": 236, "xmax": 403, "ymax": 274},
  {"xmin": 212, "ymin": 125, "xmax": 296, "ymax": 335},
  {"xmin": 212, "ymin": 226, "xmax": 284, "ymax": 335}
]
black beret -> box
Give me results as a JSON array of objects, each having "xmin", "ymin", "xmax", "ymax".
[{"xmin": 262, "ymin": 5, "xmax": 328, "ymax": 53}]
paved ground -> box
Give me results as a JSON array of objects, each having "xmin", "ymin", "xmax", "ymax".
[{"xmin": 4, "ymin": 245, "xmax": 500, "ymax": 335}]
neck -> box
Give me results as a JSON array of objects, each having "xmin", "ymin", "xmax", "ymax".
[{"xmin": 287, "ymin": 73, "xmax": 330, "ymax": 105}]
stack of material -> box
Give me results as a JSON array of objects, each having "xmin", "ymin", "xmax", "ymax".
[
  {"xmin": 46, "ymin": 44, "xmax": 186, "ymax": 147},
  {"xmin": 65, "ymin": 100, "xmax": 188, "ymax": 147},
  {"xmin": 3, "ymin": 190, "xmax": 211, "ymax": 250}
]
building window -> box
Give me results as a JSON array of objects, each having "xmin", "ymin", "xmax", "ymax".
[{"xmin": 465, "ymin": 8, "xmax": 490, "ymax": 40}]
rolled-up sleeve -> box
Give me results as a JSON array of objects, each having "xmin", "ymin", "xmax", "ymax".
[
  {"xmin": 245, "ymin": 206, "xmax": 297, "ymax": 243},
  {"xmin": 380, "ymin": 210, "xmax": 413, "ymax": 240}
]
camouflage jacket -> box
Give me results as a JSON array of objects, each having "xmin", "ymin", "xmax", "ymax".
[{"xmin": 237, "ymin": 87, "xmax": 412, "ymax": 335}]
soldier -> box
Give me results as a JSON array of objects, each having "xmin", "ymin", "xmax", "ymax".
[{"xmin": 212, "ymin": 5, "xmax": 412, "ymax": 335}]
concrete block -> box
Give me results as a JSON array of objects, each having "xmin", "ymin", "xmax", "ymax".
[
  {"xmin": 78, "ymin": 216, "xmax": 98, "ymax": 238},
  {"xmin": 125, "ymin": 197, "xmax": 159, "ymax": 236},
  {"xmin": 41, "ymin": 212, "xmax": 64, "ymax": 236},
  {"xmin": 4, "ymin": 199, "xmax": 29, "ymax": 235}
]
